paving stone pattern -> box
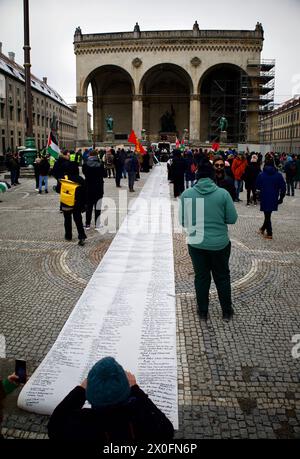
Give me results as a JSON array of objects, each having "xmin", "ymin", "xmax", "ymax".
[{"xmin": 0, "ymin": 170, "xmax": 299, "ymax": 439}]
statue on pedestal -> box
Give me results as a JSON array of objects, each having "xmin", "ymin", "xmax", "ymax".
[
  {"xmin": 160, "ymin": 105, "xmax": 176, "ymax": 132},
  {"xmin": 218, "ymin": 115, "xmax": 228, "ymax": 132},
  {"xmin": 105, "ymin": 115, "xmax": 114, "ymax": 132}
]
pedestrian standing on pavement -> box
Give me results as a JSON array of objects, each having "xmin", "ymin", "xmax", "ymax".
[
  {"xmin": 47, "ymin": 356, "xmax": 174, "ymax": 441},
  {"xmin": 213, "ymin": 155, "xmax": 236, "ymax": 201},
  {"xmin": 125, "ymin": 152, "xmax": 139, "ymax": 192},
  {"xmin": 170, "ymin": 150, "xmax": 185, "ymax": 197},
  {"xmin": 82, "ymin": 150, "xmax": 106, "ymax": 229},
  {"xmin": 284, "ymin": 155, "xmax": 297, "ymax": 196},
  {"xmin": 6, "ymin": 153, "xmax": 18, "ymax": 186},
  {"xmin": 38, "ymin": 154, "xmax": 50, "ymax": 194},
  {"xmin": 294, "ymin": 154, "xmax": 300, "ymax": 189},
  {"xmin": 179, "ymin": 159, "xmax": 238, "ymax": 322},
  {"xmin": 231, "ymin": 153, "xmax": 247, "ymax": 202},
  {"xmin": 256, "ymin": 158, "xmax": 286, "ymax": 240},
  {"xmin": 61, "ymin": 162, "xmax": 87, "ymax": 246},
  {"xmin": 114, "ymin": 149, "xmax": 124, "ymax": 188},
  {"xmin": 243, "ymin": 154, "xmax": 261, "ymax": 206}
]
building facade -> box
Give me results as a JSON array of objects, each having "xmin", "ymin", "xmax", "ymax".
[
  {"xmin": 260, "ymin": 96, "xmax": 300, "ymax": 155},
  {"xmin": 74, "ymin": 22, "xmax": 274, "ymax": 147},
  {"xmin": 0, "ymin": 43, "xmax": 77, "ymax": 156}
]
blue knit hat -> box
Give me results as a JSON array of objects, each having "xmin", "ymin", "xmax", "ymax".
[{"xmin": 86, "ymin": 357, "xmax": 130, "ymax": 408}]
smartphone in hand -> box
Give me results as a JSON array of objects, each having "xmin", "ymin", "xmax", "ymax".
[{"xmin": 15, "ymin": 359, "xmax": 27, "ymax": 384}]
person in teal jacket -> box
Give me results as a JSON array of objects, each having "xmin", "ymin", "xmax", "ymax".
[{"xmin": 179, "ymin": 159, "xmax": 238, "ymax": 322}]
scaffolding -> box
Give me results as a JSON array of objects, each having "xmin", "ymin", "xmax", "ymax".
[
  {"xmin": 206, "ymin": 60, "xmax": 275, "ymax": 144},
  {"xmin": 241, "ymin": 59, "xmax": 275, "ymax": 141},
  {"xmin": 208, "ymin": 79, "xmax": 240, "ymax": 143}
]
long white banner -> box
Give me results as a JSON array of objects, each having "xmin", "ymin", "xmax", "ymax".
[{"xmin": 18, "ymin": 164, "xmax": 178, "ymax": 429}]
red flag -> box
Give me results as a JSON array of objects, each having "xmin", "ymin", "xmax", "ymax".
[
  {"xmin": 128, "ymin": 129, "xmax": 137, "ymax": 144},
  {"xmin": 136, "ymin": 140, "xmax": 146, "ymax": 154},
  {"xmin": 175, "ymin": 137, "xmax": 180, "ymax": 148},
  {"xmin": 212, "ymin": 142, "xmax": 220, "ymax": 152}
]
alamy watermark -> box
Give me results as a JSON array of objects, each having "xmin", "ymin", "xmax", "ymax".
[
  {"xmin": 93, "ymin": 191, "xmax": 205, "ymax": 245},
  {"xmin": 291, "ymin": 334, "xmax": 300, "ymax": 359},
  {"xmin": 0, "ymin": 334, "xmax": 6, "ymax": 358}
]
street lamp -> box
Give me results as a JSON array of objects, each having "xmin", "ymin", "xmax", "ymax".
[{"xmin": 22, "ymin": 0, "xmax": 37, "ymax": 165}]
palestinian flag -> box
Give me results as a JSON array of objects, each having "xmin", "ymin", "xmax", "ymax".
[{"xmin": 47, "ymin": 131, "xmax": 60, "ymax": 159}]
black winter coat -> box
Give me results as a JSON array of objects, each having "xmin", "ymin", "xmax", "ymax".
[
  {"xmin": 243, "ymin": 163, "xmax": 261, "ymax": 189},
  {"xmin": 47, "ymin": 385, "xmax": 174, "ymax": 442},
  {"xmin": 39, "ymin": 158, "xmax": 50, "ymax": 176},
  {"xmin": 82, "ymin": 157, "xmax": 106, "ymax": 201},
  {"xmin": 52, "ymin": 157, "xmax": 70, "ymax": 180}
]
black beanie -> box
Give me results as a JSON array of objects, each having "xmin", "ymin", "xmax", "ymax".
[{"xmin": 196, "ymin": 160, "xmax": 215, "ymax": 180}]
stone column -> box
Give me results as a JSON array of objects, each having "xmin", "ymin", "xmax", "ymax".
[
  {"xmin": 132, "ymin": 94, "xmax": 143, "ymax": 138},
  {"xmin": 189, "ymin": 94, "xmax": 200, "ymax": 142},
  {"xmin": 93, "ymin": 103, "xmax": 102, "ymax": 143},
  {"xmin": 76, "ymin": 95, "xmax": 88, "ymax": 146}
]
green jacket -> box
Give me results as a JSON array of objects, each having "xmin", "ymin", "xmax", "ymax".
[{"xmin": 179, "ymin": 178, "xmax": 238, "ymax": 250}]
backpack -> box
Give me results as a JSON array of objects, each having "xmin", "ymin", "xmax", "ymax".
[
  {"xmin": 60, "ymin": 175, "xmax": 80, "ymax": 209},
  {"xmin": 106, "ymin": 153, "xmax": 114, "ymax": 166}
]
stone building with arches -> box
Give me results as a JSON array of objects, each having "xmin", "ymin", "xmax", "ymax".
[{"xmin": 74, "ymin": 22, "xmax": 274, "ymax": 147}]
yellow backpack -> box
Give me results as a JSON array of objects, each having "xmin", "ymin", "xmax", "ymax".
[{"xmin": 60, "ymin": 175, "xmax": 79, "ymax": 208}]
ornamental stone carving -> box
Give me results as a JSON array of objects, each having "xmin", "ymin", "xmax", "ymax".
[
  {"xmin": 132, "ymin": 57, "xmax": 142, "ymax": 68},
  {"xmin": 191, "ymin": 57, "xmax": 201, "ymax": 67}
]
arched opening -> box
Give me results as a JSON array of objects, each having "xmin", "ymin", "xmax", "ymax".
[
  {"xmin": 199, "ymin": 64, "xmax": 247, "ymax": 143},
  {"xmin": 140, "ymin": 64, "xmax": 192, "ymax": 142},
  {"xmin": 84, "ymin": 65, "xmax": 134, "ymax": 143}
]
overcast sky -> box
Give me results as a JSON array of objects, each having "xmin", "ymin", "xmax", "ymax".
[{"xmin": 1, "ymin": 0, "xmax": 299, "ymax": 106}]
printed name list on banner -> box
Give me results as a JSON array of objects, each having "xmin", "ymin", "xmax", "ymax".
[{"xmin": 18, "ymin": 164, "xmax": 178, "ymax": 429}]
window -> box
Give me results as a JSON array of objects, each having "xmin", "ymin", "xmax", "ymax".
[
  {"xmin": 10, "ymin": 106, "xmax": 13, "ymax": 121},
  {"xmin": 17, "ymin": 109, "xmax": 21, "ymax": 122},
  {"xmin": 0, "ymin": 104, "xmax": 4, "ymax": 119}
]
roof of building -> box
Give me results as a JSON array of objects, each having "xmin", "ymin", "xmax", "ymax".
[{"xmin": 0, "ymin": 51, "xmax": 70, "ymax": 108}]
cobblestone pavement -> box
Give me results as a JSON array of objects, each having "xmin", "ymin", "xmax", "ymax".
[{"xmin": 0, "ymin": 169, "xmax": 300, "ymax": 439}]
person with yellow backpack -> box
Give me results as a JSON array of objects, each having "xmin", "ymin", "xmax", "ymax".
[{"xmin": 60, "ymin": 162, "xmax": 87, "ymax": 246}]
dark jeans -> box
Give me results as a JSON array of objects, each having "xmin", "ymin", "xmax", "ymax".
[
  {"xmin": 286, "ymin": 178, "xmax": 295, "ymax": 196},
  {"xmin": 115, "ymin": 168, "xmax": 123, "ymax": 187},
  {"xmin": 261, "ymin": 211, "xmax": 272, "ymax": 236},
  {"xmin": 188, "ymin": 242, "xmax": 232, "ymax": 315},
  {"xmin": 63, "ymin": 209, "xmax": 86, "ymax": 240},
  {"xmin": 10, "ymin": 169, "xmax": 17, "ymax": 185},
  {"xmin": 247, "ymin": 187, "xmax": 257, "ymax": 204},
  {"xmin": 86, "ymin": 200, "xmax": 101, "ymax": 226},
  {"xmin": 128, "ymin": 172, "xmax": 136, "ymax": 191}
]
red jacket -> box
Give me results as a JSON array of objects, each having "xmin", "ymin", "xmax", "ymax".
[{"xmin": 232, "ymin": 158, "xmax": 247, "ymax": 180}]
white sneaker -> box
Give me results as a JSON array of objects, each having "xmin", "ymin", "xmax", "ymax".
[{"xmin": 84, "ymin": 225, "xmax": 91, "ymax": 230}]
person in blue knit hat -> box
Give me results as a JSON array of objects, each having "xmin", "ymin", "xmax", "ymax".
[{"xmin": 48, "ymin": 356, "xmax": 174, "ymax": 441}]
